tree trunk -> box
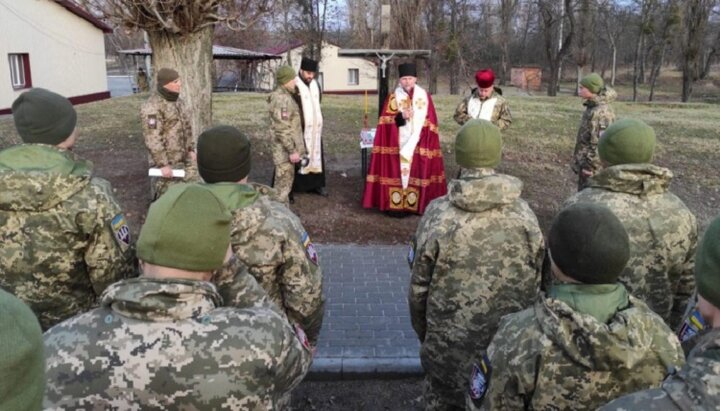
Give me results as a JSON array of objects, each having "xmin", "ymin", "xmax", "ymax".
[
  {"xmin": 632, "ymin": 29, "xmax": 642, "ymax": 102},
  {"xmin": 576, "ymin": 65, "xmax": 582, "ymax": 96},
  {"xmin": 610, "ymin": 46, "xmax": 616, "ymax": 86},
  {"xmin": 148, "ymin": 27, "xmax": 214, "ymax": 144}
]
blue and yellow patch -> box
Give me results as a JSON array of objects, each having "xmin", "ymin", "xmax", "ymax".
[
  {"xmin": 407, "ymin": 237, "xmax": 416, "ymax": 268},
  {"xmin": 469, "ymin": 354, "xmax": 492, "ymax": 402},
  {"xmin": 301, "ymin": 231, "xmax": 318, "ymax": 265},
  {"xmin": 678, "ymin": 308, "xmax": 706, "ymax": 343},
  {"xmin": 111, "ymin": 214, "xmax": 130, "ymax": 252}
]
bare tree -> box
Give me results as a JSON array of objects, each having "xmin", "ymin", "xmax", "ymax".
[
  {"xmin": 538, "ymin": 0, "xmax": 575, "ymax": 96},
  {"xmin": 499, "ymin": 0, "xmax": 519, "ymax": 85},
  {"xmin": 79, "ymin": 0, "xmax": 272, "ymax": 138},
  {"xmin": 423, "ymin": 0, "xmax": 447, "ymax": 94},
  {"xmin": 681, "ymin": 0, "xmax": 716, "ymax": 102},
  {"xmin": 631, "ymin": 0, "xmax": 655, "ymax": 101},
  {"xmin": 647, "ymin": 0, "xmax": 681, "ymax": 101},
  {"xmin": 574, "ymin": 0, "xmax": 596, "ymax": 94}
]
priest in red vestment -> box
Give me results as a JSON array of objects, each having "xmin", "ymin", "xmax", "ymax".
[{"xmin": 362, "ymin": 63, "xmax": 447, "ymax": 215}]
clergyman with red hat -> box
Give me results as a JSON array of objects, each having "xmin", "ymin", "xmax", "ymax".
[
  {"xmin": 362, "ymin": 62, "xmax": 447, "ymax": 215},
  {"xmin": 453, "ymin": 69, "xmax": 512, "ymax": 131}
]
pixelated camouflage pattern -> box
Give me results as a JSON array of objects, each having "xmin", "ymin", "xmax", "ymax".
[
  {"xmin": 268, "ymin": 85, "xmax": 306, "ymax": 166},
  {"xmin": 206, "ymin": 182, "xmax": 325, "ymax": 345},
  {"xmin": 409, "ymin": 168, "xmax": 544, "ymax": 410},
  {"xmin": 599, "ymin": 327, "xmax": 720, "ymax": 410},
  {"xmin": 44, "ymin": 277, "xmax": 312, "ymax": 410},
  {"xmin": 274, "ymin": 162, "xmax": 295, "ymax": 206},
  {"xmin": 0, "ymin": 144, "xmax": 135, "ymax": 331},
  {"xmin": 140, "ymin": 93, "xmax": 198, "ymax": 199},
  {"xmin": 565, "ymin": 163, "xmax": 697, "ymax": 328},
  {"xmin": 453, "ymin": 88, "xmax": 512, "ymax": 130},
  {"xmin": 473, "ymin": 291, "xmax": 685, "ymax": 411},
  {"xmin": 572, "ymin": 87, "xmax": 616, "ymax": 188}
]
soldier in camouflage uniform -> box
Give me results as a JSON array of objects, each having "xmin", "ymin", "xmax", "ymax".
[
  {"xmin": 269, "ymin": 65, "xmax": 307, "ymax": 205},
  {"xmin": 44, "ymin": 184, "xmax": 312, "ymax": 410},
  {"xmin": 453, "ymin": 69, "xmax": 512, "ymax": 131},
  {"xmin": 468, "ymin": 203, "xmax": 685, "ymax": 411},
  {"xmin": 0, "ymin": 88, "xmax": 135, "ymax": 330},
  {"xmin": 564, "ymin": 119, "xmax": 697, "ymax": 328},
  {"xmin": 140, "ymin": 67, "xmax": 198, "ymax": 200},
  {"xmin": 409, "ymin": 120, "xmax": 544, "ymax": 410},
  {"xmin": 572, "ymin": 72, "xmax": 616, "ymax": 190},
  {"xmin": 196, "ymin": 125, "xmax": 325, "ymax": 345},
  {"xmin": 600, "ymin": 214, "xmax": 720, "ymax": 410}
]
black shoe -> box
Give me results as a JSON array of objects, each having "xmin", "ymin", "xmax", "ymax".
[
  {"xmin": 316, "ymin": 187, "xmax": 328, "ymax": 197},
  {"xmin": 289, "ymin": 193, "xmax": 295, "ymax": 204}
]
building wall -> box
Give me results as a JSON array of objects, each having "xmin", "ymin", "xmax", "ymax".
[
  {"xmin": 0, "ymin": 0, "xmax": 108, "ymax": 111},
  {"xmin": 260, "ymin": 42, "xmax": 377, "ymax": 94}
]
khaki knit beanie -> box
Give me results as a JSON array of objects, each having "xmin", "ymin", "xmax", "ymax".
[
  {"xmin": 598, "ymin": 119, "xmax": 656, "ymax": 166},
  {"xmin": 549, "ymin": 203, "xmax": 630, "ymax": 284},
  {"xmin": 455, "ymin": 119, "xmax": 502, "ymax": 169},
  {"xmin": 0, "ymin": 288, "xmax": 44, "ymax": 411},
  {"xmin": 12, "ymin": 88, "xmax": 77, "ymax": 145},
  {"xmin": 197, "ymin": 125, "xmax": 252, "ymax": 183},
  {"xmin": 137, "ymin": 184, "xmax": 232, "ymax": 271},
  {"xmin": 580, "ymin": 73, "xmax": 604, "ymax": 94},
  {"xmin": 276, "ymin": 66, "xmax": 296, "ymax": 86},
  {"xmin": 696, "ymin": 215, "xmax": 720, "ymax": 309}
]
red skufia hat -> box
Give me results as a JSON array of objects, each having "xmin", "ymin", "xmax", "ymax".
[{"xmin": 475, "ymin": 69, "xmax": 495, "ymax": 88}]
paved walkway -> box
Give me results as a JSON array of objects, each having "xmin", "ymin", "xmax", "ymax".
[{"xmin": 309, "ymin": 244, "xmax": 422, "ymax": 379}]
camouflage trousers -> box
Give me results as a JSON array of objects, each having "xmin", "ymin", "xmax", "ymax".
[
  {"xmin": 274, "ymin": 162, "xmax": 295, "ymax": 205},
  {"xmin": 423, "ymin": 373, "xmax": 465, "ymax": 411}
]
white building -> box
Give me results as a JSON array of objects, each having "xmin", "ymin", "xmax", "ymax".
[
  {"xmin": 0, "ymin": 0, "xmax": 111, "ymax": 113},
  {"xmin": 262, "ymin": 41, "xmax": 377, "ymax": 94}
]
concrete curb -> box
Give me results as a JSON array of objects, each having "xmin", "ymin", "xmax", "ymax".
[{"xmin": 308, "ymin": 357, "xmax": 423, "ymax": 380}]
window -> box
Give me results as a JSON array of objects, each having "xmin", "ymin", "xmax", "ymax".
[
  {"xmin": 348, "ymin": 68, "xmax": 359, "ymax": 86},
  {"xmin": 8, "ymin": 54, "xmax": 31, "ymax": 90}
]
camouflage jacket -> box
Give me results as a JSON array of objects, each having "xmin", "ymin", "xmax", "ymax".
[
  {"xmin": 0, "ymin": 144, "xmax": 135, "ymax": 330},
  {"xmin": 268, "ymin": 85, "xmax": 306, "ymax": 165},
  {"xmin": 472, "ymin": 286, "xmax": 685, "ymax": 411},
  {"xmin": 565, "ymin": 163, "xmax": 698, "ymax": 328},
  {"xmin": 44, "ymin": 277, "xmax": 312, "ymax": 410},
  {"xmin": 572, "ymin": 87, "xmax": 616, "ymax": 175},
  {"xmin": 206, "ymin": 182, "xmax": 325, "ymax": 345},
  {"xmin": 140, "ymin": 93, "xmax": 196, "ymax": 174},
  {"xmin": 453, "ymin": 88, "xmax": 512, "ymax": 130},
  {"xmin": 603, "ymin": 327, "xmax": 720, "ymax": 410},
  {"xmin": 409, "ymin": 168, "xmax": 544, "ymax": 406}
]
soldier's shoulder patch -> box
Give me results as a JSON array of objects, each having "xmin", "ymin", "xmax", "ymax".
[
  {"xmin": 407, "ymin": 237, "xmax": 416, "ymax": 267},
  {"xmin": 281, "ymin": 106, "xmax": 289, "ymax": 120},
  {"xmin": 110, "ymin": 214, "xmax": 131, "ymax": 252},
  {"xmin": 294, "ymin": 323, "xmax": 312, "ymax": 351},
  {"xmin": 678, "ymin": 308, "xmax": 706, "ymax": 343},
  {"xmin": 469, "ymin": 354, "xmax": 492, "ymax": 402},
  {"xmin": 301, "ymin": 231, "xmax": 318, "ymax": 265},
  {"xmin": 147, "ymin": 114, "xmax": 158, "ymax": 129}
]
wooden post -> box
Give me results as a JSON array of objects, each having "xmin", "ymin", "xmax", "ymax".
[{"xmin": 379, "ymin": 2, "xmax": 391, "ymax": 117}]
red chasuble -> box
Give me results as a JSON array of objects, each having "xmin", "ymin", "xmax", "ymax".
[{"xmin": 362, "ymin": 87, "xmax": 447, "ymax": 215}]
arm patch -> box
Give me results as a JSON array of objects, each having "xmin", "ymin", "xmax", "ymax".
[{"xmin": 110, "ymin": 214, "xmax": 131, "ymax": 252}]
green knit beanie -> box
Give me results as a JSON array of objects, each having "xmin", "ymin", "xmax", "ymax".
[
  {"xmin": 0, "ymin": 288, "xmax": 44, "ymax": 411},
  {"xmin": 455, "ymin": 119, "xmax": 502, "ymax": 169},
  {"xmin": 696, "ymin": 215, "xmax": 720, "ymax": 309},
  {"xmin": 549, "ymin": 203, "xmax": 630, "ymax": 284},
  {"xmin": 157, "ymin": 68, "xmax": 179, "ymax": 87},
  {"xmin": 276, "ymin": 65, "xmax": 296, "ymax": 86},
  {"xmin": 197, "ymin": 125, "xmax": 252, "ymax": 183},
  {"xmin": 137, "ymin": 184, "xmax": 232, "ymax": 271},
  {"xmin": 12, "ymin": 88, "xmax": 77, "ymax": 145},
  {"xmin": 580, "ymin": 73, "xmax": 604, "ymax": 94},
  {"xmin": 598, "ymin": 119, "xmax": 656, "ymax": 166}
]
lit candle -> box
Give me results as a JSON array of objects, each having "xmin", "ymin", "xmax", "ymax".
[{"xmin": 364, "ymin": 90, "xmax": 368, "ymax": 114}]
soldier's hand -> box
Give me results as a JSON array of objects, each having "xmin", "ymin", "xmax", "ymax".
[
  {"xmin": 289, "ymin": 153, "xmax": 301, "ymax": 163},
  {"xmin": 581, "ymin": 169, "xmax": 593, "ymax": 177},
  {"xmin": 160, "ymin": 166, "xmax": 173, "ymax": 178}
]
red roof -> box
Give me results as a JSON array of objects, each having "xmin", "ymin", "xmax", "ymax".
[{"xmin": 53, "ymin": 0, "xmax": 112, "ymax": 33}]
